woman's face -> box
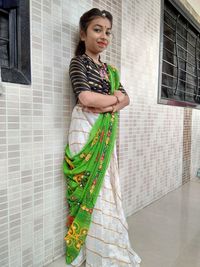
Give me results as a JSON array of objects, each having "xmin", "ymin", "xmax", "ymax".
[{"xmin": 81, "ymin": 17, "xmax": 112, "ymax": 55}]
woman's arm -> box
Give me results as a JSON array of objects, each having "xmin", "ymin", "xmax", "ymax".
[
  {"xmin": 78, "ymin": 90, "xmax": 125, "ymax": 108},
  {"xmin": 80, "ymin": 93, "xmax": 130, "ymax": 113},
  {"xmin": 112, "ymin": 92, "xmax": 130, "ymax": 112}
]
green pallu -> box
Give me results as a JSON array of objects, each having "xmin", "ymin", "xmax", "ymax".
[{"xmin": 63, "ymin": 64, "xmax": 120, "ymax": 264}]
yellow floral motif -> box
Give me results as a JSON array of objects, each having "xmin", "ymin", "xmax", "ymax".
[
  {"xmin": 81, "ymin": 205, "xmax": 93, "ymax": 214},
  {"xmin": 81, "ymin": 205, "xmax": 87, "ymax": 211},
  {"xmin": 91, "ymin": 137, "xmax": 98, "ymax": 146},
  {"xmin": 75, "ymin": 241, "xmax": 82, "ymax": 249},
  {"xmin": 64, "ymin": 221, "xmax": 88, "ymax": 250},
  {"xmin": 65, "ymin": 156, "xmax": 74, "ymax": 169},
  {"xmin": 81, "ymin": 229, "xmax": 87, "ymax": 235},
  {"xmin": 85, "ymin": 153, "xmax": 92, "ymax": 161},
  {"xmin": 106, "ymin": 137, "xmax": 110, "ymax": 145},
  {"xmin": 79, "ymin": 152, "xmax": 92, "ymax": 161},
  {"xmin": 73, "ymin": 173, "xmax": 84, "ymax": 183},
  {"xmin": 80, "ymin": 153, "xmax": 86, "ymax": 159},
  {"xmin": 91, "ymin": 129, "xmax": 101, "ymax": 146},
  {"xmin": 90, "ymin": 184, "xmax": 95, "ymax": 194}
]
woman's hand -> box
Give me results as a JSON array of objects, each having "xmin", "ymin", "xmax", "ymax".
[
  {"xmin": 78, "ymin": 91, "xmax": 130, "ymax": 114},
  {"xmin": 112, "ymin": 93, "xmax": 130, "ymax": 112},
  {"xmin": 114, "ymin": 91, "xmax": 126, "ymax": 103}
]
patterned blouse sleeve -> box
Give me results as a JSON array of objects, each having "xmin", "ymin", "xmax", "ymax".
[
  {"xmin": 118, "ymin": 82, "xmax": 128, "ymax": 95},
  {"xmin": 69, "ymin": 57, "xmax": 91, "ymax": 98}
]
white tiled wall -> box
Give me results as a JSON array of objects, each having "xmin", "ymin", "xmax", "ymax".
[
  {"xmin": 0, "ymin": 0, "xmax": 199, "ymax": 266},
  {"xmin": 191, "ymin": 110, "xmax": 200, "ymax": 179},
  {"xmin": 119, "ymin": 0, "xmax": 184, "ymax": 216},
  {"xmin": 183, "ymin": 1, "xmax": 200, "ymax": 180}
]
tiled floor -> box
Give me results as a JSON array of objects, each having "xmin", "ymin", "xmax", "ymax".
[{"xmin": 47, "ymin": 180, "xmax": 200, "ymax": 267}]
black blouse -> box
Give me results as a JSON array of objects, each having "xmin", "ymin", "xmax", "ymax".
[{"xmin": 69, "ymin": 54, "xmax": 127, "ymax": 100}]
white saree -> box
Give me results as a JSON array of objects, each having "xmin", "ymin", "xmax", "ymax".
[{"xmin": 66, "ymin": 105, "xmax": 141, "ymax": 267}]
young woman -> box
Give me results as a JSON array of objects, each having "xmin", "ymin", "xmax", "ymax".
[{"xmin": 63, "ymin": 8, "xmax": 141, "ymax": 267}]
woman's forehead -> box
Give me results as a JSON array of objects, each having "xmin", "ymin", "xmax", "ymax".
[{"xmin": 88, "ymin": 17, "xmax": 112, "ymax": 29}]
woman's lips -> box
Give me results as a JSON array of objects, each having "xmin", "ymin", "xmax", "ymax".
[{"xmin": 97, "ymin": 42, "xmax": 107, "ymax": 47}]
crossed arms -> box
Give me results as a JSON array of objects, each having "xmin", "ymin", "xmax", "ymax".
[{"xmin": 78, "ymin": 90, "xmax": 130, "ymax": 113}]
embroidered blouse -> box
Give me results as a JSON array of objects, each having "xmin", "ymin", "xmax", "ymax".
[{"xmin": 69, "ymin": 54, "xmax": 127, "ymax": 100}]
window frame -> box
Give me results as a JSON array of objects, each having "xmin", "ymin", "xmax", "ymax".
[
  {"xmin": 158, "ymin": 0, "xmax": 200, "ymax": 109},
  {"xmin": 0, "ymin": 0, "xmax": 31, "ymax": 85}
]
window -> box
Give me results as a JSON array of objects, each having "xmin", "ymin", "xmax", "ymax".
[
  {"xmin": 158, "ymin": 0, "xmax": 200, "ymax": 108},
  {"xmin": 0, "ymin": 0, "xmax": 31, "ymax": 85}
]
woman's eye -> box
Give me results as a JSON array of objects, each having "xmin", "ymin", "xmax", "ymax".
[
  {"xmin": 94, "ymin": 28, "xmax": 101, "ymax": 33},
  {"xmin": 106, "ymin": 31, "xmax": 111, "ymax": 36}
]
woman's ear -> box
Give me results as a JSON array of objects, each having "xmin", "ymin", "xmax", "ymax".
[{"xmin": 80, "ymin": 30, "xmax": 86, "ymax": 41}]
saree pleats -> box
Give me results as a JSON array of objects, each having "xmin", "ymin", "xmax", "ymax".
[{"xmin": 65, "ymin": 105, "xmax": 141, "ymax": 267}]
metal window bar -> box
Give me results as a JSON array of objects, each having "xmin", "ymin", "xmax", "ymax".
[
  {"xmin": 164, "ymin": 8, "xmax": 177, "ymax": 22},
  {"xmin": 162, "ymin": 11, "xmax": 200, "ymax": 100},
  {"xmin": 195, "ymin": 35, "xmax": 200, "ymax": 102},
  {"xmin": 162, "ymin": 84, "xmax": 200, "ymax": 98},
  {"xmin": 0, "ymin": 8, "xmax": 8, "ymax": 15},
  {"xmin": 164, "ymin": 21, "xmax": 175, "ymax": 32},
  {"xmin": 162, "ymin": 84, "xmax": 175, "ymax": 90},
  {"xmin": 177, "ymin": 42, "xmax": 195, "ymax": 60},
  {"xmin": 177, "ymin": 31, "xmax": 195, "ymax": 49},
  {"xmin": 196, "ymin": 46, "xmax": 200, "ymax": 53},
  {"xmin": 162, "ymin": 84, "xmax": 200, "ymax": 97},
  {"xmin": 163, "ymin": 71, "xmax": 196, "ymax": 87},
  {"xmin": 174, "ymin": 14, "xmax": 180, "ymax": 95},
  {"xmin": 0, "ymin": 8, "xmax": 9, "ymax": 68},
  {"xmin": 0, "ymin": 37, "xmax": 9, "ymax": 42},
  {"xmin": 163, "ymin": 47, "xmax": 197, "ymax": 70},
  {"xmin": 161, "ymin": 3, "xmax": 200, "ymax": 103},
  {"xmin": 0, "ymin": 7, "xmax": 17, "ymax": 69},
  {"xmin": 0, "ymin": 0, "xmax": 31, "ymax": 85},
  {"xmin": 9, "ymin": 9, "xmax": 17, "ymax": 68},
  {"xmin": 164, "ymin": 8, "xmax": 197, "ymax": 40},
  {"xmin": 164, "ymin": 21, "xmax": 196, "ymax": 49},
  {"xmin": 163, "ymin": 33, "xmax": 175, "ymax": 43},
  {"xmin": 163, "ymin": 34, "xmax": 196, "ymax": 62},
  {"xmin": 183, "ymin": 22, "xmax": 189, "ymax": 100},
  {"xmin": 163, "ymin": 59, "xmax": 176, "ymax": 67},
  {"xmin": 164, "ymin": 46, "xmax": 200, "ymax": 64},
  {"xmin": 179, "ymin": 67, "xmax": 197, "ymax": 79},
  {"xmin": 175, "ymin": 88, "xmax": 198, "ymax": 97},
  {"xmin": 163, "ymin": 59, "xmax": 198, "ymax": 79}
]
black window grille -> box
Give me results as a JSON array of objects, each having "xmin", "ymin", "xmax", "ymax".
[
  {"xmin": 0, "ymin": 0, "xmax": 31, "ymax": 85},
  {"xmin": 159, "ymin": 0, "xmax": 200, "ymax": 108}
]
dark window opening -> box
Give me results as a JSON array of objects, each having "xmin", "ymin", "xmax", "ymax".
[
  {"xmin": 0, "ymin": 0, "xmax": 31, "ymax": 85},
  {"xmin": 159, "ymin": 0, "xmax": 200, "ymax": 108}
]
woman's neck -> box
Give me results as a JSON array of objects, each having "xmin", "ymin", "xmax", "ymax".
[{"xmin": 84, "ymin": 51, "xmax": 101, "ymax": 64}]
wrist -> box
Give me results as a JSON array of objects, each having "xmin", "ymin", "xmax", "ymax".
[
  {"xmin": 114, "ymin": 95, "xmax": 120, "ymax": 104},
  {"xmin": 110, "ymin": 105, "xmax": 114, "ymax": 113}
]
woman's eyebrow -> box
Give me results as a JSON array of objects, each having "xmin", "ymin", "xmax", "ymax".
[{"xmin": 93, "ymin": 24, "xmax": 111, "ymax": 30}]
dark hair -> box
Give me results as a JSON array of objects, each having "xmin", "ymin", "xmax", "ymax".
[{"xmin": 75, "ymin": 8, "xmax": 113, "ymax": 56}]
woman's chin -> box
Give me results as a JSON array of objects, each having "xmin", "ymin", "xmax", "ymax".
[{"xmin": 96, "ymin": 47, "xmax": 107, "ymax": 53}]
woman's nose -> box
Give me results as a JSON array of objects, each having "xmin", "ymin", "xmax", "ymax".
[{"xmin": 100, "ymin": 30, "xmax": 107, "ymax": 39}]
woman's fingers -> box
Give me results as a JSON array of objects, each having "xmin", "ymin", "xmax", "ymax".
[{"xmin": 114, "ymin": 91, "xmax": 125, "ymax": 102}]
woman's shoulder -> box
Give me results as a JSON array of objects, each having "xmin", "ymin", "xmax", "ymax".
[
  {"xmin": 69, "ymin": 55, "xmax": 89, "ymax": 73},
  {"xmin": 70, "ymin": 54, "xmax": 89, "ymax": 65}
]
